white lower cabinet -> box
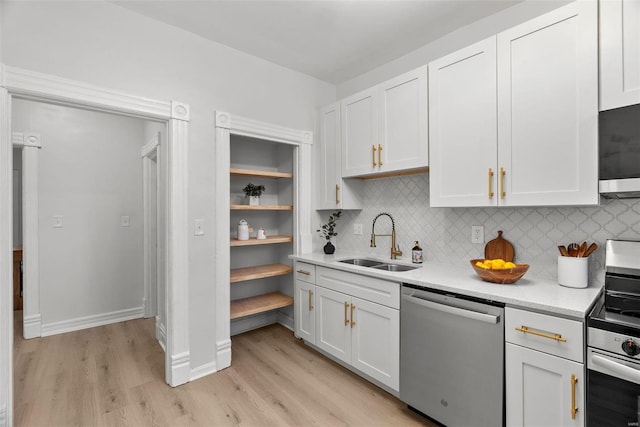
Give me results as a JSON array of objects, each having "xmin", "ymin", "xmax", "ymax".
[
  {"xmin": 506, "ymin": 344, "xmax": 584, "ymax": 427},
  {"xmin": 294, "ymin": 279, "xmax": 315, "ymax": 344}
]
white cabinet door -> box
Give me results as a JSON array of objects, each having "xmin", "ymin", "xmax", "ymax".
[
  {"xmin": 379, "ymin": 66, "xmax": 428, "ymax": 173},
  {"xmin": 351, "ymin": 297, "xmax": 399, "ymax": 391},
  {"xmin": 428, "ymin": 37, "xmax": 498, "ymax": 207},
  {"xmin": 497, "ymin": 1, "xmax": 598, "ymax": 206},
  {"xmin": 341, "ymin": 88, "xmax": 378, "ymax": 177},
  {"xmin": 294, "ymin": 280, "xmax": 315, "ymax": 344},
  {"xmin": 600, "ymin": 0, "xmax": 640, "ymax": 110},
  {"xmin": 315, "ymin": 286, "xmax": 351, "ymax": 364},
  {"xmin": 506, "ymin": 343, "xmax": 584, "ymax": 427},
  {"xmin": 318, "ymin": 103, "xmax": 341, "ymax": 210}
]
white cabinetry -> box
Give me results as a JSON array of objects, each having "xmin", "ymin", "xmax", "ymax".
[
  {"xmin": 304, "ymin": 266, "xmax": 400, "ymax": 391},
  {"xmin": 294, "ymin": 262, "xmax": 316, "ymax": 343},
  {"xmin": 505, "ymin": 307, "xmax": 584, "ymax": 427},
  {"xmin": 429, "ymin": 1, "xmax": 598, "ymax": 207},
  {"xmin": 317, "ymin": 103, "xmax": 362, "ymax": 210},
  {"xmin": 600, "ymin": 0, "xmax": 640, "ymax": 110},
  {"xmin": 342, "ymin": 66, "xmax": 428, "ymax": 178}
]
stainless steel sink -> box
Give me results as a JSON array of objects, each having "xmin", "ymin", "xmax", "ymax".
[
  {"xmin": 371, "ymin": 264, "xmax": 419, "ymax": 272},
  {"xmin": 338, "ymin": 258, "xmax": 384, "ymax": 267}
]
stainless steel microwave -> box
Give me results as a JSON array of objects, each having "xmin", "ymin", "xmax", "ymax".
[{"xmin": 599, "ymin": 104, "xmax": 640, "ymax": 198}]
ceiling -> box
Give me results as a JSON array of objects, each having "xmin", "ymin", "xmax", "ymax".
[{"xmin": 112, "ymin": 0, "xmax": 521, "ymax": 84}]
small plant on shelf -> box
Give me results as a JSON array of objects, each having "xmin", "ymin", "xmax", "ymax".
[
  {"xmin": 243, "ymin": 183, "xmax": 265, "ymax": 206},
  {"xmin": 317, "ymin": 211, "xmax": 342, "ymax": 254}
]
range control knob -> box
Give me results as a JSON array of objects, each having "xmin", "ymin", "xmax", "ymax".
[{"xmin": 622, "ymin": 339, "xmax": 640, "ymax": 356}]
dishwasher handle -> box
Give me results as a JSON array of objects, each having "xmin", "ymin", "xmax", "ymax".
[{"xmin": 403, "ymin": 293, "xmax": 500, "ymax": 324}]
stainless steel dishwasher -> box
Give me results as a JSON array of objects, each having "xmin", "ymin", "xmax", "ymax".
[{"xmin": 400, "ymin": 284, "xmax": 504, "ymax": 427}]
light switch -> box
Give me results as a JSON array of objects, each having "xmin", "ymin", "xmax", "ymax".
[
  {"xmin": 121, "ymin": 216, "xmax": 130, "ymax": 227},
  {"xmin": 53, "ymin": 216, "xmax": 63, "ymax": 228},
  {"xmin": 194, "ymin": 219, "xmax": 205, "ymax": 236},
  {"xmin": 353, "ymin": 223, "xmax": 363, "ymax": 235}
]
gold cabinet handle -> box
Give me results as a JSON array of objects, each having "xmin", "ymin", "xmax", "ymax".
[
  {"xmin": 335, "ymin": 184, "xmax": 340, "ymax": 205},
  {"xmin": 571, "ymin": 374, "xmax": 578, "ymax": 420},
  {"xmin": 500, "ymin": 167, "xmax": 506, "ymax": 199},
  {"xmin": 308, "ymin": 290, "xmax": 313, "ymax": 311},
  {"xmin": 296, "ymin": 270, "xmax": 310, "ymax": 275},
  {"xmin": 378, "ymin": 144, "xmax": 383, "ymax": 166},
  {"xmin": 344, "ymin": 301, "xmax": 349, "ymax": 326},
  {"xmin": 350, "ymin": 303, "xmax": 356, "ymax": 328},
  {"xmin": 488, "ymin": 168, "xmax": 494, "ymax": 199},
  {"xmin": 372, "ymin": 145, "xmax": 377, "ymax": 167},
  {"xmin": 515, "ymin": 326, "xmax": 567, "ymax": 342}
]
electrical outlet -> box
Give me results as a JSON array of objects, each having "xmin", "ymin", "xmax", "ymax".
[
  {"xmin": 353, "ymin": 223, "xmax": 363, "ymax": 235},
  {"xmin": 121, "ymin": 215, "xmax": 130, "ymax": 227},
  {"xmin": 471, "ymin": 225, "xmax": 484, "ymax": 244},
  {"xmin": 52, "ymin": 216, "xmax": 63, "ymax": 228}
]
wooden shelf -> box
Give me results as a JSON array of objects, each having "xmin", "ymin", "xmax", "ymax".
[
  {"xmin": 230, "ymin": 235, "xmax": 293, "ymax": 247},
  {"xmin": 230, "ymin": 264, "xmax": 293, "ymax": 283},
  {"xmin": 230, "ymin": 205, "xmax": 293, "ymax": 211},
  {"xmin": 230, "ymin": 168, "xmax": 293, "ymax": 179},
  {"xmin": 230, "ymin": 292, "xmax": 293, "ymax": 320}
]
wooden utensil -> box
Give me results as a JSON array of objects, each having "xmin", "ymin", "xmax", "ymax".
[
  {"xmin": 577, "ymin": 241, "xmax": 588, "ymax": 257},
  {"xmin": 567, "ymin": 243, "xmax": 579, "ymax": 257},
  {"xmin": 558, "ymin": 245, "xmax": 569, "ymax": 257},
  {"xmin": 484, "ymin": 231, "xmax": 515, "ymax": 262},
  {"xmin": 583, "ymin": 243, "xmax": 598, "ymax": 257}
]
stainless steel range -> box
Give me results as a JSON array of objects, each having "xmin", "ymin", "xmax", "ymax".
[{"xmin": 588, "ymin": 240, "xmax": 640, "ymax": 427}]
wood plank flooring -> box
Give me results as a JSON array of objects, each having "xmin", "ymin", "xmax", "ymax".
[{"xmin": 13, "ymin": 312, "xmax": 432, "ymax": 426}]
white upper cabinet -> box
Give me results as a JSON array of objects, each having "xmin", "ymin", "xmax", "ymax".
[
  {"xmin": 600, "ymin": 0, "xmax": 640, "ymax": 110},
  {"xmin": 497, "ymin": 1, "xmax": 598, "ymax": 206},
  {"xmin": 429, "ymin": 1, "xmax": 598, "ymax": 207},
  {"xmin": 378, "ymin": 67, "xmax": 428, "ymax": 173},
  {"xmin": 429, "ymin": 37, "xmax": 498, "ymax": 207},
  {"xmin": 342, "ymin": 66, "xmax": 428, "ymax": 178},
  {"xmin": 341, "ymin": 87, "xmax": 379, "ymax": 177},
  {"xmin": 317, "ymin": 103, "xmax": 362, "ymax": 210}
]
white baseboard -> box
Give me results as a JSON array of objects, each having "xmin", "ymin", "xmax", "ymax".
[
  {"xmin": 23, "ymin": 313, "xmax": 42, "ymax": 339},
  {"xmin": 277, "ymin": 311, "xmax": 294, "ymax": 332},
  {"xmin": 156, "ymin": 318, "xmax": 167, "ymax": 352},
  {"xmin": 168, "ymin": 351, "xmax": 190, "ymax": 387},
  {"xmin": 230, "ymin": 311, "xmax": 278, "ymax": 336},
  {"xmin": 216, "ymin": 339, "xmax": 231, "ymax": 371},
  {"xmin": 41, "ymin": 306, "xmax": 144, "ymax": 337},
  {"xmin": 190, "ymin": 361, "xmax": 217, "ymax": 381}
]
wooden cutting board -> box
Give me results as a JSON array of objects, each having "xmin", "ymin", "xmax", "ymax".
[{"xmin": 484, "ymin": 230, "xmax": 515, "ymax": 262}]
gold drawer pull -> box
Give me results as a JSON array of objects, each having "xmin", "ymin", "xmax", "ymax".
[
  {"xmin": 344, "ymin": 301, "xmax": 349, "ymax": 325},
  {"xmin": 488, "ymin": 168, "xmax": 494, "ymax": 199},
  {"xmin": 378, "ymin": 144, "xmax": 383, "ymax": 166},
  {"xmin": 308, "ymin": 290, "xmax": 313, "ymax": 311},
  {"xmin": 372, "ymin": 145, "xmax": 377, "ymax": 167},
  {"xmin": 335, "ymin": 184, "xmax": 340, "ymax": 205},
  {"xmin": 515, "ymin": 326, "xmax": 567, "ymax": 342},
  {"xmin": 350, "ymin": 303, "xmax": 356, "ymax": 328},
  {"xmin": 296, "ymin": 270, "xmax": 311, "ymax": 275},
  {"xmin": 500, "ymin": 167, "xmax": 506, "ymax": 199},
  {"xmin": 571, "ymin": 374, "xmax": 578, "ymax": 420}
]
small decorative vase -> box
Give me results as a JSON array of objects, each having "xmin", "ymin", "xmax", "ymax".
[
  {"xmin": 249, "ymin": 196, "xmax": 260, "ymax": 206},
  {"xmin": 323, "ymin": 241, "xmax": 335, "ymax": 255}
]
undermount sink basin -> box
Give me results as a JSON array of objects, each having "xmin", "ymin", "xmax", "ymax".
[
  {"xmin": 371, "ymin": 264, "xmax": 419, "ymax": 272},
  {"xmin": 338, "ymin": 258, "xmax": 384, "ymax": 267}
]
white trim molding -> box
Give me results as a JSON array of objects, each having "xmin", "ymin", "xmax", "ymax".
[
  {"xmin": 41, "ymin": 307, "xmax": 144, "ymax": 337},
  {"xmin": 12, "ymin": 131, "xmax": 42, "ymax": 148},
  {"xmin": 0, "ymin": 66, "xmax": 191, "ymax": 425},
  {"xmin": 141, "ymin": 132, "xmax": 160, "ymax": 158},
  {"xmin": 190, "ymin": 361, "xmax": 217, "ymax": 382},
  {"xmin": 214, "ymin": 111, "xmax": 313, "ymax": 373},
  {"xmin": 156, "ymin": 317, "xmax": 167, "ymax": 351},
  {"xmin": 0, "ymin": 404, "xmax": 6, "ymax": 427},
  {"xmin": 23, "ymin": 314, "xmax": 41, "ymax": 339}
]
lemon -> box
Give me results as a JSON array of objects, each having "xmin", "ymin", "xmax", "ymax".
[
  {"xmin": 504, "ymin": 262, "xmax": 516, "ymax": 269},
  {"xmin": 475, "ymin": 261, "xmax": 487, "ymax": 269},
  {"xmin": 483, "ymin": 260, "xmax": 493, "ymax": 269}
]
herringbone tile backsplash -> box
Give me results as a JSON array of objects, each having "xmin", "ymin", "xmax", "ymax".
[{"xmin": 316, "ymin": 174, "xmax": 640, "ymax": 286}]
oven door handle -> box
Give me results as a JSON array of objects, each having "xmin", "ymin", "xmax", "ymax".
[
  {"xmin": 402, "ymin": 293, "xmax": 499, "ymax": 324},
  {"xmin": 591, "ymin": 353, "xmax": 640, "ymax": 385}
]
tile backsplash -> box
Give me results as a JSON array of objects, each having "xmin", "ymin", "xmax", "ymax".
[{"xmin": 316, "ymin": 174, "xmax": 640, "ymax": 286}]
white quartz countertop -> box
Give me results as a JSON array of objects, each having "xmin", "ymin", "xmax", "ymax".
[{"xmin": 289, "ymin": 252, "xmax": 602, "ymax": 320}]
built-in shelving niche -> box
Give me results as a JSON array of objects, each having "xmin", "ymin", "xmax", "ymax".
[{"xmin": 229, "ymin": 134, "xmax": 295, "ymax": 336}]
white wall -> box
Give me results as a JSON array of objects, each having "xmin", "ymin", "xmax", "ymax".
[
  {"xmin": 12, "ymin": 99, "xmax": 146, "ymax": 325},
  {"xmin": 1, "ymin": 0, "xmax": 336, "ymax": 371},
  {"xmin": 337, "ymin": 0, "xmax": 572, "ymax": 98}
]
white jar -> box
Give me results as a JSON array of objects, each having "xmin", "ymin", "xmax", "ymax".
[{"xmin": 237, "ymin": 219, "xmax": 251, "ymax": 241}]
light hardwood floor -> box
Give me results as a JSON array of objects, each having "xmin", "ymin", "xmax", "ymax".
[{"xmin": 13, "ymin": 312, "xmax": 432, "ymax": 426}]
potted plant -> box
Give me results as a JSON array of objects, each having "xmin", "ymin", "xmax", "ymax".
[
  {"xmin": 317, "ymin": 210, "xmax": 342, "ymax": 254},
  {"xmin": 242, "ymin": 183, "xmax": 265, "ymax": 206}
]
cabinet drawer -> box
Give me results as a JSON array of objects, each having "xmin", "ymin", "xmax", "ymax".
[
  {"xmin": 316, "ymin": 266, "xmax": 399, "ymax": 309},
  {"xmin": 295, "ymin": 262, "xmax": 316, "ymax": 284},
  {"xmin": 505, "ymin": 307, "xmax": 584, "ymax": 363}
]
